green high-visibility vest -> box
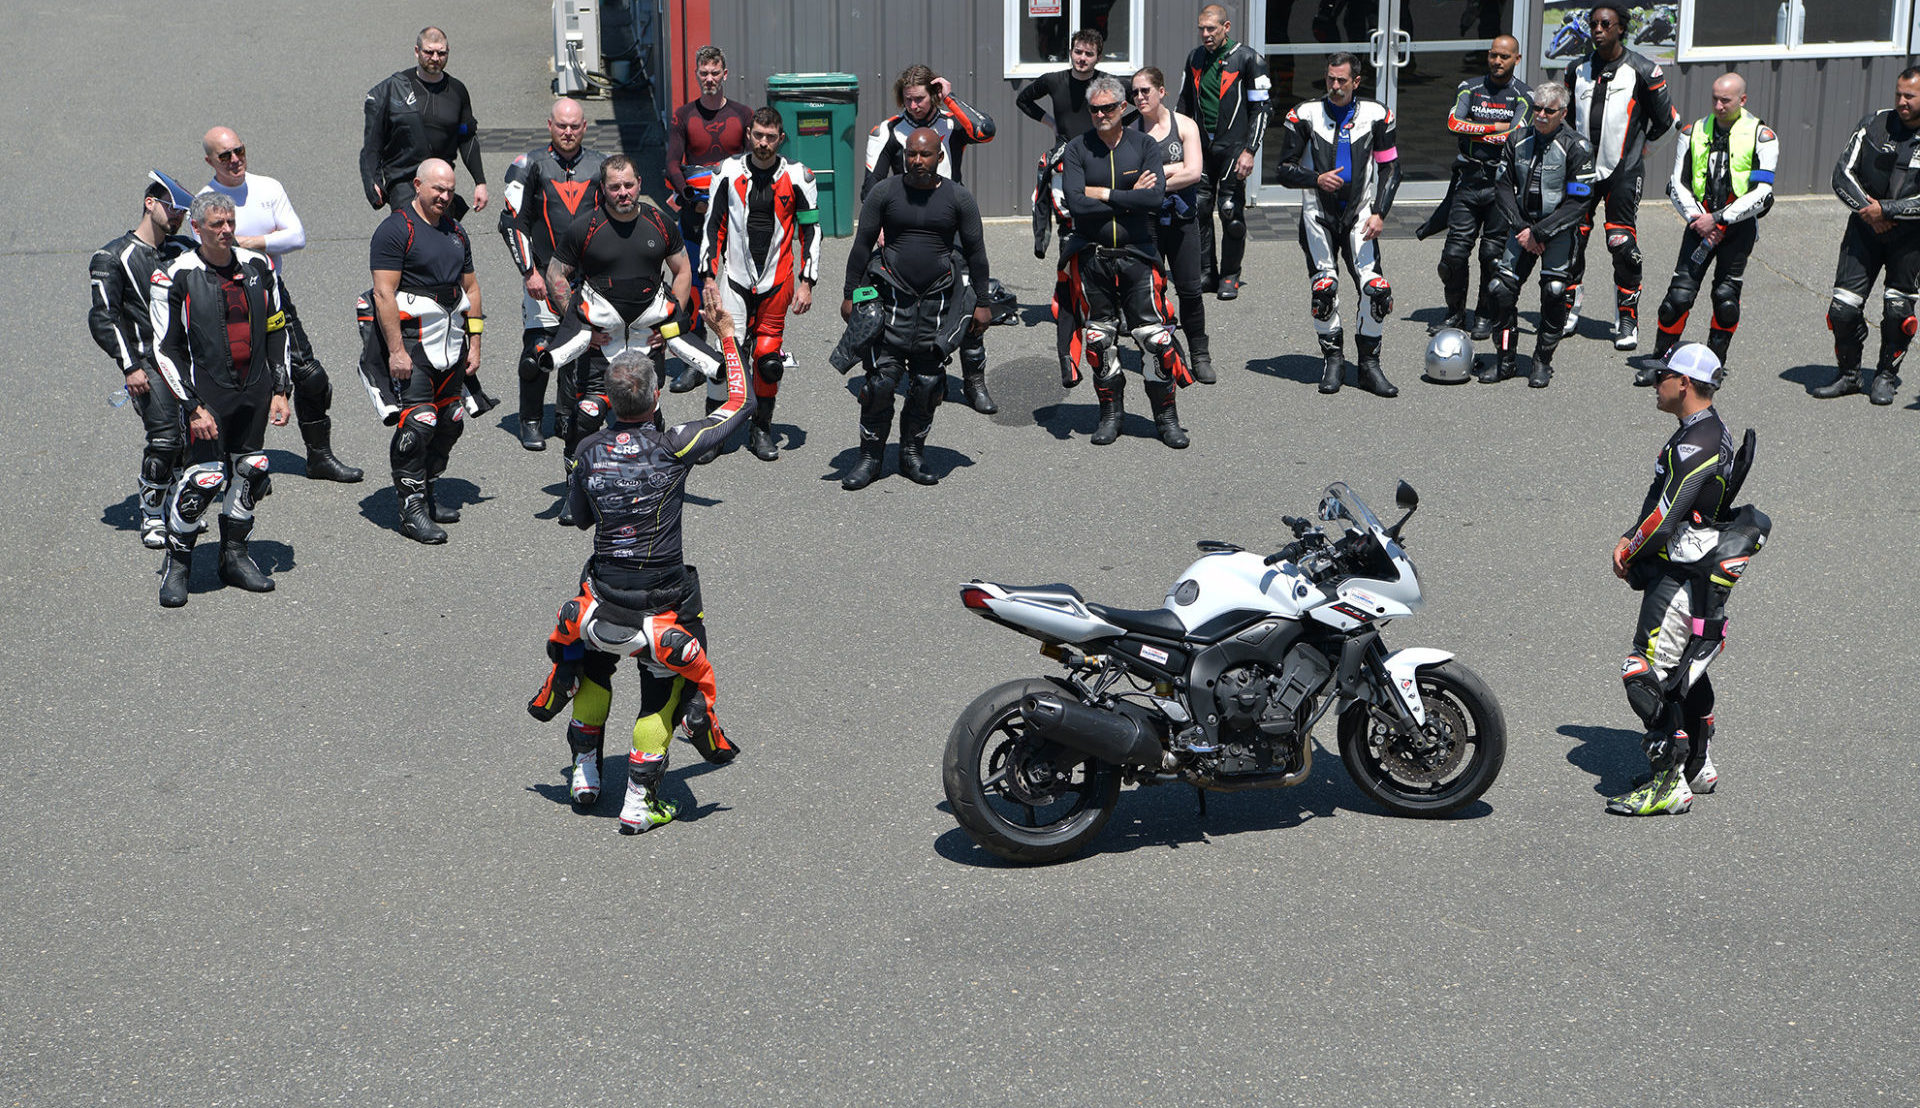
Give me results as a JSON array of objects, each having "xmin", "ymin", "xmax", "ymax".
[{"xmin": 1690, "ymin": 111, "xmax": 1761, "ymax": 201}]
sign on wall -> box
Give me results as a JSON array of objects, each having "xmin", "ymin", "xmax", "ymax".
[{"xmin": 1540, "ymin": 1, "xmax": 1677, "ymax": 68}]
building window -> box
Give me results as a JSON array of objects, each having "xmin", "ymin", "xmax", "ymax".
[
  {"xmin": 1680, "ymin": 0, "xmax": 1911, "ymax": 60},
  {"xmin": 1003, "ymin": 0, "xmax": 1144, "ymax": 78}
]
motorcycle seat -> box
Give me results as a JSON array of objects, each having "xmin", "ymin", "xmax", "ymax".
[{"xmin": 1087, "ymin": 603, "xmax": 1187, "ymax": 639}]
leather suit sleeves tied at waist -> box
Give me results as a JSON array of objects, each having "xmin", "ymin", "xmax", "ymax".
[{"xmin": 565, "ymin": 336, "xmax": 755, "ymax": 565}]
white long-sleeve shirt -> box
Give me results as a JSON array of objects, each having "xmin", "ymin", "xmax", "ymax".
[{"xmin": 197, "ymin": 172, "xmax": 306, "ymax": 272}]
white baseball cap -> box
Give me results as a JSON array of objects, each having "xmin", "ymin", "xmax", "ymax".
[{"xmin": 1664, "ymin": 342, "xmax": 1723, "ymax": 386}]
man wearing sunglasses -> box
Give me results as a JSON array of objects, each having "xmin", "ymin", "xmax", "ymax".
[
  {"xmin": 199, "ymin": 127, "xmax": 361, "ymax": 484},
  {"xmin": 88, "ymin": 171, "xmax": 198, "ymax": 549},
  {"xmin": 1563, "ymin": 2, "xmax": 1677, "ymax": 352},
  {"xmin": 361, "ymin": 27, "xmax": 488, "ymax": 221},
  {"xmin": 1016, "ymin": 28, "xmax": 1113, "ymax": 258}
]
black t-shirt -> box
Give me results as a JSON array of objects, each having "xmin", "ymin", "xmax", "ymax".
[
  {"xmin": 369, "ymin": 208, "xmax": 474, "ymax": 288},
  {"xmin": 555, "ymin": 205, "xmax": 683, "ymax": 309},
  {"xmin": 746, "ymin": 159, "xmax": 780, "ymax": 269}
]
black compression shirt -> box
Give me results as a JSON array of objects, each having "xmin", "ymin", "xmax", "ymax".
[
  {"xmin": 746, "ymin": 160, "xmax": 779, "ymax": 270},
  {"xmin": 1016, "ymin": 68, "xmax": 1108, "ymax": 142},
  {"xmin": 555, "ymin": 205, "xmax": 682, "ymax": 310},
  {"xmin": 1063, "ymin": 129, "xmax": 1167, "ymax": 252},
  {"xmin": 843, "ymin": 176, "xmax": 988, "ymax": 297},
  {"xmin": 369, "ymin": 209, "xmax": 474, "ymax": 287}
]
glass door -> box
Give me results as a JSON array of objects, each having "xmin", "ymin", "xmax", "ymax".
[{"xmin": 1252, "ymin": 0, "xmax": 1529, "ymax": 203}]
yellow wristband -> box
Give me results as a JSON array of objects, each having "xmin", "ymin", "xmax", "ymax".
[{"xmin": 466, "ymin": 318, "xmax": 485, "ymax": 334}]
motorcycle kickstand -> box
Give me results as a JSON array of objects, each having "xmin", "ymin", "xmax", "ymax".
[{"xmin": 1195, "ymin": 787, "xmax": 1208, "ymax": 819}]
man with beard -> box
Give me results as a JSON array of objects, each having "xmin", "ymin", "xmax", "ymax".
[
  {"xmin": 665, "ymin": 46, "xmax": 753, "ymax": 308},
  {"xmin": 1417, "ymin": 35, "xmax": 1532, "ymax": 339},
  {"xmin": 840, "ymin": 129, "xmax": 990, "ymax": 490},
  {"xmin": 546, "ymin": 156, "xmax": 696, "ymax": 522},
  {"xmin": 361, "ymin": 27, "xmax": 488, "ymax": 219},
  {"xmin": 150, "ymin": 192, "xmax": 294, "ymax": 607},
  {"xmin": 199, "ymin": 126, "xmax": 361, "ymax": 483},
  {"xmin": 1016, "ymin": 27, "xmax": 1111, "ymax": 257},
  {"xmin": 1274, "ymin": 52, "xmax": 1401, "ymax": 398},
  {"xmin": 90, "ymin": 171, "xmax": 196, "ymax": 550},
  {"xmin": 1812, "ymin": 67, "xmax": 1920, "ymax": 405},
  {"xmin": 499, "ymin": 98, "xmax": 607, "ymax": 450},
  {"xmin": 702, "ymin": 108, "xmax": 819, "ymax": 462},
  {"xmin": 1563, "ymin": 2, "xmax": 1676, "ymax": 352},
  {"xmin": 367, "ymin": 159, "xmax": 485, "ymax": 545},
  {"xmin": 864, "ymin": 64, "xmax": 998, "ymax": 415},
  {"xmin": 1064, "ymin": 76, "xmax": 1196, "ymax": 448}
]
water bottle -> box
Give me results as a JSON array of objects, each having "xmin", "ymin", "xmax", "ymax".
[
  {"xmin": 1689, "ymin": 235, "xmax": 1714, "ymax": 267},
  {"xmin": 108, "ymin": 385, "xmax": 130, "ymax": 408}
]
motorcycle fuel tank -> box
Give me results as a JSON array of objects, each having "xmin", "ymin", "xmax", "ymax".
[{"xmin": 1164, "ymin": 551, "xmax": 1324, "ymax": 633}]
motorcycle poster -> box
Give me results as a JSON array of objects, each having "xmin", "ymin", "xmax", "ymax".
[{"xmin": 1540, "ymin": 1, "xmax": 1677, "ymax": 68}]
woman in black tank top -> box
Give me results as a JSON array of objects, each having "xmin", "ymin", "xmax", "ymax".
[{"xmin": 1130, "ymin": 67, "xmax": 1216, "ymax": 381}]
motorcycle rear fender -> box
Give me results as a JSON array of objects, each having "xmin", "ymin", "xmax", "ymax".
[
  {"xmin": 964, "ymin": 581, "xmax": 1124, "ymax": 645},
  {"xmin": 1379, "ymin": 647, "xmax": 1454, "ymax": 727}
]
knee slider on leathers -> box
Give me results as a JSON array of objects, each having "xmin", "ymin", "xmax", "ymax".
[
  {"xmin": 290, "ymin": 356, "xmax": 332, "ymax": 412},
  {"xmin": 1363, "ymin": 276, "xmax": 1394, "ymax": 322},
  {"xmin": 1882, "ymin": 289, "xmax": 1917, "ymax": 338},
  {"xmin": 754, "ymin": 351, "xmax": 785, "ymax": 387},
  {"xmin": 1605, "ymin": 227, "xmax": 1641, "ymax": 268},
  {"xmin": 1310, "ymin": 275, "xmax": 1339, "ymax": 321},
  {"xmin": 229, "ymin": 452, "xmax": 271, "ymax": 514},
  {"xmin": 168, "ymin": 460, "xmax": 228, "ymax": 529},
  {"xmin": 1710, "ymin": 279, "xmax": 1741, "ymax": 327}
]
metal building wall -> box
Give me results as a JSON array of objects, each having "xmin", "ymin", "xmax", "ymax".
[{"xmin": 700, "ymin": 0, "xmax": 1202, "ymax": 217}]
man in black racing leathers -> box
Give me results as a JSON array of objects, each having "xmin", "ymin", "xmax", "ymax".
[
  {"xmin": 1812, "ymin": 66, "xmax": 1920, "ymax": 406},
  {"xmin": 498, "ymin": 97, "xmax": 606, "ymax": 450},
  {"xmin": 1608, "ymin": 343, "xmax": 1745, "ymax": 816},
  {"xmin": 526, "ymin": 302, "xmax": 753, "ymax": 835},
  {"xmin": 89, "ymin": 171, "xmax": 196, "ymax": 549},
  {"xmin": 1063, "ymin": 75, "xmax": 1196, "ymax": 449},
  {"xmin": 1177, "ymin": 4, "xmax": 1272, "ymax": 300},
  {"xmin": 150, "ymin": 192, "xmax": 294, "ymax": 607},
  {"xmin": 1417, "ymin": 35, "xmax": 1532, "ymax": 339},
  {"xmin": 360, "ymin": 26, "xmax": 487, "ymax": 219},
  {"xmin": 841, "ymin": 128, "xmax": 991, "ymax": 491},
  {"xmin": 1563, "ymin": 2, "xmax": 1676, "ymax": 352},
  {"xmin": 1274, "ymin": 52, "xmax": 1401, "ymax": 398},
  {"xmin": 864, "ymin": 64, "xmax": 998, "ymax": 416},
  {"xmin": 1483, "ymin": 81, "xmax": 1596, "ymax": 388}
]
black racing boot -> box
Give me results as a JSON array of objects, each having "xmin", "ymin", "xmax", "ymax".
[
  {"xmin": 516, "ymin": 376, "xmax": 549, "ymax": 450},
  {"xmin": 1090, "ymin": 375, "xmax": 1124, "ymax": 445},
  {"xmin": 1869, "ymin": 371, "xmax": 1901, "ymax": 406},
  {"xmin": 1318, "ymin": 331, "xmax": 1345, "ymax": 395},
  {"xmin": 300, "ymin": 418, "xmax": 364, "ymax": 483},
  {"xmin": 1354, "ymin": 335, "xmax": 1398, "ymax": 398},
  {"xmin": 518, "ymin": 418, "xmax": 547, "ymax": 451},
  {"xmin": 1188, "ymin": 350, "xmax": 1216, "ymax": 384},
  {"xmin": 557, "ymin": 458, "xmax": 576, "ymax": 526},
  {"xmin": 747, "ymin": 397, "xmax": 780, "ymax": 461},
  {"xmin": 841, "ymin": 439, "xmax": 884, "ymax": 491},
  {"xmin": 1428, "ymin": 310, "xmax": 1468, "ymax": 336},
  {"xmin": 217, "ymin": 516, "xmax": 274, "ymax": 593},
  {"xmin": 397, "ymin": 490, "xmax": 447, "ymax": 544},
  {"xmin": 1470, "ymin": 306, "xmax": 1494, "ymax": 341},
  {"xmin": 426, "ymin": 480, "xmax": 460, "ymax": 524},
  {"xmin": 1809, "ymin": 367, "xmax": 1866, "ymax": 399},
  {"xmin": 1528, "ymin": 356, "xmax": 1555, "ymax": 389},
  {"xmin": 960, "ymin": 346, "xmax": 996, "ymax": 414},
  {"xmin": 1146, "ymin": 381, "xmax": 1189, "ymax": 449},
  {"xmin": 898, "ymin": 438, "xmax": 939, "ymax": 485},
  {"xmin": 158, "ymin": 531, "xmax": 195, "ymax": 609}
]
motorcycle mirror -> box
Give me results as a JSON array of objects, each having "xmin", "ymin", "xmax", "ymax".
[
  {"xmin": 1318, "ymin": 495, "xmax": 1341, "ymax": 523},
  {"xmin": 1396, "ymin": 481, "xmax": 1419, "ymax": 511}
]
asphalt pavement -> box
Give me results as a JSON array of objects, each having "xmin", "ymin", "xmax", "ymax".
[{"xmin": 3, "ymin": 4, "xmax": 1917, "ymax": 1105}]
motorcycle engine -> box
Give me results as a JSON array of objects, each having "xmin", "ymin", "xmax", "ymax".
[{"xmin": 1207, "ymin": 666, "xmax": 1301, "ymax": 776}]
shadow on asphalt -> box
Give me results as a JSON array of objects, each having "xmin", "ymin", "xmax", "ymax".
[
  {"xmin": 1244, "ymin": 353, "xmax": 1325, "ymax": 386},
  {"xmin": 1780, "ymin": 362, "xmax": 1834, "ymax": 390},
  {"xmin": 527, "ymin": 754, "xmax": 732, "ymax": 825},
  {"xmin": 101, "ymin": 493, "xmax": 141, "ymax": 536},
  {"xmin": 1031, "ymin": 397, "xmax": 1158, "ymax": 443},
  {"xmin": 1560, "ymin": 722, "xmax": 1646, "ymax": 795},
  {"xmin": 932, "ymin": 740, "xmax": 1493, "ymax": 868}
]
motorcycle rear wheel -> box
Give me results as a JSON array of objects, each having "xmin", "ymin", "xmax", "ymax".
[
  {"xmin": 943, "ymin": 677, "xmax": 1124, "ymax": 864},
  {"xmin": 1338, "ymin": 659, "xmax": 1506, "ymax": 817}
]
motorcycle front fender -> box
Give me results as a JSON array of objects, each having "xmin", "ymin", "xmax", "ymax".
[{"xmin": 1378, "ymin": 647, "xmax": 1455, "ymax": 727}]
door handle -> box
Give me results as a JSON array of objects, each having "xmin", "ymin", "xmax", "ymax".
[
  {"xmin": 1368, "ymin": 29, "xmax": 1387, "ymax": 70},
  {"xmin": 1393, "ymin": 29, "xmax": 1412, "ymax": 67}
]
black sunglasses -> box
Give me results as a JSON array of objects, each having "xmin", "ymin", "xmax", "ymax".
[
  {"xmin": 1127, "ymin": 87, "xmax": 1153, "ymax": 98},
  {"xmin": 215, "ymin": 145, "xmax": 246, "ymax": 162},
  {"xmin": 1089, "ymin": 101, "xmax": 1124, "ymax": 114}
]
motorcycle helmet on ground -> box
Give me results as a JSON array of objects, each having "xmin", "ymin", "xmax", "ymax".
[
  {"xmin": 982, "ymin": 278, "xmax": 1021, "ymax": 325},
  {"xmin": 1423, "ymin": 327, "xmax": 1473, "ymax": 384}
]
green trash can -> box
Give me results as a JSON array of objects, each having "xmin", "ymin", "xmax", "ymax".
[{"xmin": 767, "ymin": 72, "xmax": 860, "ymax": 237}]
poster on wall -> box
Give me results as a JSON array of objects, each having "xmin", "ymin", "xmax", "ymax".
[
  {"xmin": 1540, "ymin": 1, "xmax": 1677, "ymax": 68},
  {"xmin": 1030, "ymin": 0, "xmax": 1062, "ymax": 17}
]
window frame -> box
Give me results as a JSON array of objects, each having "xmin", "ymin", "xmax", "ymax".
[
  {"xmin": 1677, "ymin": 0, "xmax": 1912, "ymax": 62},
  {"xmin": 1002, "ymin": 0, "xmax": 1147, "ymax": 79}
]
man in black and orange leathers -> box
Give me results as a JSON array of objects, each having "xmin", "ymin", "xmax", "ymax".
[
  {"xmin": 1177, "ymin": 4, "xmax": 1271, "ymax": 300},
  {"xmin": 527, "ymin": 302, "xmax": 753, "ymax": 836}
]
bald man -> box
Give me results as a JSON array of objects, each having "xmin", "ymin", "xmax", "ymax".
[
  {"xmin": 1418, "ymin": 36, "xmax": 1533, "ymax": 338},
  {"xmin": 499, "ymin": 98, "xmax": 608, "ymax": 450},
  {"xmin": 366, "ymin": 159, "xmax": 484, "ymax": 544},
  {"xmin": 1635, "ymin": 73, "xmax": 1778, "ymax": 383},
  {"xmin": 198, "ymin": 126, "xmax": 361, "ymax": 483}
]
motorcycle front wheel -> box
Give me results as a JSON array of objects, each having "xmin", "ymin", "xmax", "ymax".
[
  {"xmin": 1338, "ymin": 660, "xmax": 1506, "ymax": 817},
  {"xmin": 942, "ymin": 677, "xmax": 1123, "ymax": 864}
]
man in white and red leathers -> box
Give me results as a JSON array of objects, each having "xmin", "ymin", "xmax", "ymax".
[{"xmin": 703, "ymin": 107, "xmax": 819, "ymax": 461}]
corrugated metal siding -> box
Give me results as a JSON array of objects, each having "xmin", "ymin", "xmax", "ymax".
[{"xmin": 703, "ymin": 0, "xmax": 1201, "ymax": 216}]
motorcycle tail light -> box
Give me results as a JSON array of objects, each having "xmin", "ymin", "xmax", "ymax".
[{"xmin": 961, "ymin": 586, "xmax": 993, "ymax": 610}]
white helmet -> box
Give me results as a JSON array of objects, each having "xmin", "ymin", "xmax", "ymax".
[{"xmin": 1423, "ymin": 328, "xmax": 1474, "ymax": 384}]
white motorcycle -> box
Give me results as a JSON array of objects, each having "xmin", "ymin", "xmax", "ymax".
[{"xmin": 944, "ymin": 481, "xmax": 1506, "ymax": 864}]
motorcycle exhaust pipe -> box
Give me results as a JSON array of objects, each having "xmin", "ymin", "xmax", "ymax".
[{"xmin": 1019, "ymin": 694, "xmax": 1164, "ymax": 768}]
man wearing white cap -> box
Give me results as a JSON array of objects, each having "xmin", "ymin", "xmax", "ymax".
[{"xmin": 1609, "ymin": 342, "xmax": 1738, "ymax": 816}]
